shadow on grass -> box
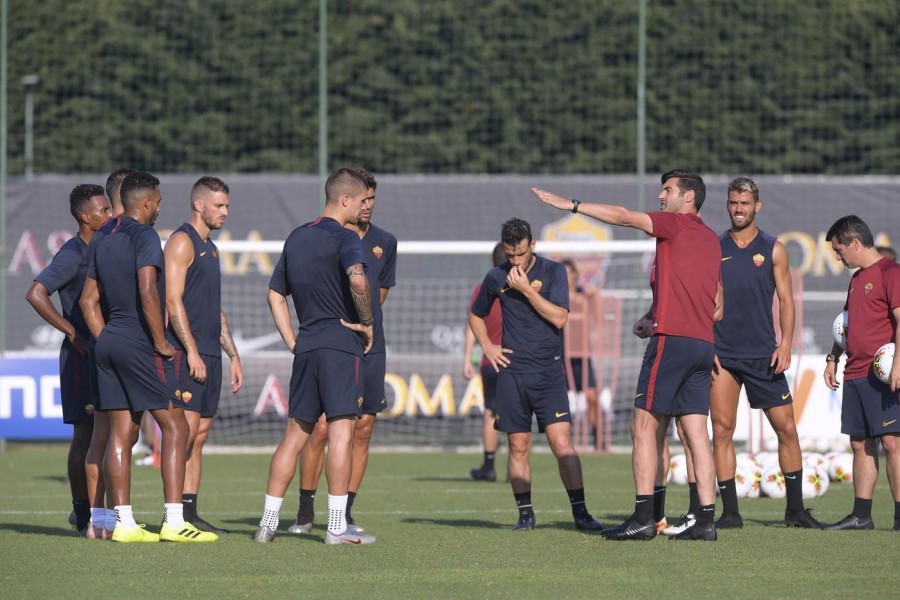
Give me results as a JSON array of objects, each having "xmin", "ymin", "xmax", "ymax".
[
  {"xmin": 36, "ymin": 475, "xmax": 69, "ymax": 485},
  {"xmin": 402, "ymin": 517, "xmax": 512, "ymax": 529},
  {"xmin": 0, "ymin": 523, "xmax": 79, "ymax": 537},
  {"xmin": 409, "ymin": 476, "xmax": 491, "ymax": 483}
]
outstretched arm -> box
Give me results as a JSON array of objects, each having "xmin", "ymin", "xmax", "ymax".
[{"xmin": 532, "ymin": 188, "xmax": 654, "ymax": 234}]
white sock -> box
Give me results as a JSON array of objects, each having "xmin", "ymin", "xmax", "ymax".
[
  {"xmin": 164, "ymin": 503, "xmax": 184, "ymax": 528},
  {"xmin": 260, "ymin": 494, "xmax": 283, "ymax": 530},
  {"xmin": 327, "ymin": 494, "xmax": 348, "ymax": 535},
  {"xmin": 90, "ymin": 507, "xmax": 105, "ymax": 527},
  {"xmin": 114, "ymin": 505, "xmax": 137, "ymax": 529},
  {"xmin": 104, "ymin": 508, "xmax": 117, "ymax": 532}
]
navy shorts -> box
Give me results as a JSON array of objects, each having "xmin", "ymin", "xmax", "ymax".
[
  {"xmin": 288, "ymin": 349, "xmax": 363, "ymax": 423},
  {"xmin": 841, "ymin": 373, "xmax": 900, "ymax": 438},
  {"xmin": 94, "ymin": 330, "xmax": 184, "ymax": 412},
  {"xmin": 480, "ymin": 364, "xmax": 499, "ymax": 413},
  {"xmin": 59, "ymin": 342, "xmax": 98, "ymax": 424},
  {"xmin": 360, "ymin": 351, "xmax": 387, "ymax": 415},
  {"xmin": 635, "ymin": 335, "xmax": 715, "ymax": 416},
  {"xmin": 494, "ymin": 366, "xmax": 571, "ymax": 434},
  {"xmin": 176, "ymin": 353, "xmax": 223, "ymax": 417},
  {"xmin": 717, "ymin": 356, "xmax": 792, "ymax": 410},
  {"xmin": 568, "ymin": 358, "xmax": 597, "ymax": 392}
]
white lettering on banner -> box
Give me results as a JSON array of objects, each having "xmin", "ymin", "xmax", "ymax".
[
  {"xmin": 254, "ymin": 374, "xmax": 288, "ymax": 417},
  {"xmin": 0, "ymin": 375, "xmax": 61, "ymax": 419},
  {"xmin": 7, "ymin": 231, "xmax": 44, "ymax": 275}
]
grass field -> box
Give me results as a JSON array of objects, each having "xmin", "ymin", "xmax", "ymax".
[{"xmin": 0, "ymin": 444, "xmax": 896, "ymax": 599}]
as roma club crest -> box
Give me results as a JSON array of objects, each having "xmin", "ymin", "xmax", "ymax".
[
  {"xmin": 752, "ymin": 253, "xmax": 765, "ymax": 267},
  {"xmin": 372, "ymin": 245, "xmax": 384, "ymax": 259},
  {"xmin": 530, "ymin": 279, "xmax": 543, "ymax": 292},
  {"xmin": 864, "ymin": 282, "xmax": 874, "ymax": 295}
]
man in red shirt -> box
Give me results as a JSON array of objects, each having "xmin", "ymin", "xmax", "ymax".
[
  {"xmin": 533, "ymin": 168, "xmax": 723, "ymax": 541},
  {"xmin": 822, "ymin": 215, "xmax": 900, "ymax": 532},
  {"xmin": 463, "ymin": 243, "xmax": 506, "ymax": 481}
]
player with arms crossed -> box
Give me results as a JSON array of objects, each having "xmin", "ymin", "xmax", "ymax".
[
  {"xmin": 254, "ymin": 167, "xmax": 376, "ymax": 545},
  {"xmin": 26, "ymin": 184, "xmax": 111, "ymax": 537},
  {"xmin": 711, "ymin": 176, "xmax": 821, "ymax": 529},
  {"xmin": 822, "ymin": 215, "xmax": 900, "ymax": 532},
  {"xmin": 81, "ymin": 172, "xmax": 215, "ymax": 543},
  {"xmin": 534, "ymin": 168, "xmax": 723, "ymax": 541},
  {"xmin": 165, "ymin": 176, "xmax": 243, "ymax": 534},
  {"xmin": 469, "ymin": 218, "xmax": 604, "ymax": 532},
  {"xmin": 288, "ymin": 167, "xmax": 396, "ymax": 534}
]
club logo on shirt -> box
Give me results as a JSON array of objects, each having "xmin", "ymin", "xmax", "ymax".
[
  {"xmin": 530, "ymin": 279, "xmax": 543, "ymax": 292},
  {"xmin": 864, "ymin": 282, "xmax": 874, "ymax": 295},
  {"xmin": 85, "ymin": 403, "xmax": 95, "ymax": 416},
  {"xmin": 752, "ymin": 253, "xmax": 765, "ymax": 267},
  {"xmin": 176, "ymin": 389, "xmax": 193, "ymax": 404},
  {"xmin": 372, "ymin": 245, "xmax": 384, "ymax": 259}
]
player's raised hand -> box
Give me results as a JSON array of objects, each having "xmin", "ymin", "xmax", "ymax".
[
  {"xmin": 341, "ymin": 320, "xmax": 374, "ymax": 354},
  {"xmin": 531, "ymin": 188, "xmax": 572, "ymax": 211},
  {"xmin": 506, "ymin": 265, "xmax": 531, "ymax": 294}
]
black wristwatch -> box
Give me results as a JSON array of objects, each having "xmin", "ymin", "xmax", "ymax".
[
  {"xmin": 825, "ymin": 354, "xmax": 837, "ymax": 364},
  {"xmin": 571, "ymin": 199, "xmax": 581, "ymax": 213}
]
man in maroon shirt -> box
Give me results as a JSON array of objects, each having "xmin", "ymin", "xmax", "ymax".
[
  {"xmin": 822, "ymin": 215, "xmax": 900, "ymax": 532},
  {"xmin": 533, "ymin": 168, "xmax": 723, "ymax": 541}
]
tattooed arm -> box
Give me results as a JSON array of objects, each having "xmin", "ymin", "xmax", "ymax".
[
  {"xmin": 341, "ymin": 261, "xmax": 374, "ymax": 353},
  {"xmin": 220, "ymin": 310, "xmax": 243, "ymax": 393}
]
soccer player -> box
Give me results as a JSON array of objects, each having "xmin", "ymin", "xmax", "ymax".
[
  {"xmin": 534, "ymin": 169, "xmax": 723, "ymax": 541},
  {"xmin": 469, "ymin": 218, "xmax": 604, "ymax": 532},
  {"xmin": 165, "ymin": 176, "xmax": 244, "ymax": 534},
  {"xmin": 822, "ymin": 215, "xmax": 900, "ymax": 532},
  {"xmin": 286, "ymin": 167, "xmax": 396, "ymax": 534},
  {"xmin": 711, "ymin": 176, "xmax": 821, "ymax": 529},
  {"xmin": 254, "ymin": 167, "xmax": 377, "ymax": 545},
  {"xmin": 105, "ymin": 168, "xmax": 135, "ymax": 217},
  {"xmin": 464, "ymin": 243, "xmax": 505, "ymax": 482},
  {"xmin": 561, "ymin": 259, "xmax": 600, "ymax": 447},
  {"xmin": 25, "ymin": 184, "xmax": 111, "ymax": 536},
  {"xmin": 80, "ymin": 171, "xmax": 216, "ymax": 543}
]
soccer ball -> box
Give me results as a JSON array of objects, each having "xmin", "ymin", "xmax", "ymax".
[
  {"xmin": 828, "ymin": 452, "xmax": 854, "ymax": 482},
  {"xmin": 832, "ymin": 312, "xmax": 848, "ymax": 350},
  {"xmin": 801, "ymin": 466, "xmax": 828, "ymax": 499},
  {"xmin": 815, "ymin": 466, "xmax": 831, "ymax": 497},
  {"xmin": 736, "ymin": 452, "xmax": 759, "ymax": 471},
  {"xmin": 760, "ymin": 466, "xmax": 786, "ymax": 498},
  {"xmin": 756, "ymin": 451, "xmax": 781, "ymax": 471},
  {"xmin": 669, "ymin": 453, "xmax": 688, "ymax": 485},
  {"xmin": 804, "ymin": 452, "xmax": 826, "ymax": 469},
  {"xmin": 745, "ymin": 465, "xmax": 762, "ymax": 498},
  {"xmin": 734, "ymin": 465, "xmax": 754, "ymax": 498},
  {"xmin": 873, "ymin": 342, "xmax": 895, "ymax": 385}
]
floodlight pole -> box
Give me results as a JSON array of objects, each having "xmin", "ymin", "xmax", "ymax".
[
  {"xmin": 318, "ymin": 0, "xmax": 328, "ymax": 206},
  {"xmin": 636, "ymin": 0, "xmax": 646, "ymax": 219},
  {"xmin": 22, "ymin": 74, "xmax": 38, "ymax": 180}
]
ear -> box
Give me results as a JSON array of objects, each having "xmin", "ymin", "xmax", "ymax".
[{"xmin": 683, "ymin": 189, "xmax": 695, "ymax": 205}]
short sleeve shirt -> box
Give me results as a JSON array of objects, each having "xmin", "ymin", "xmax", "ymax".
[
  {"xmin": 34, "ymin": 235, "xmax": 90, "ymax": 341},
  {"xmin": 359, "ymin": 222, "xmax": 397, "ymax": 354},
  {"xmin": 843, "ymin": 257, "xmax": 900, "ymax": 380}
]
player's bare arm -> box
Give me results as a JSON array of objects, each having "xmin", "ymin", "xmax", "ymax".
[
  {"xmin": 26, "ymin": 281, "xmax": 87, "ymax": 356},
  {"xmin": 771, "ymin": 241, "xmax": 794, "ymax": 374},
  {"xmin": 138, "ymin": 265, "xmax": 175, "ymax": 359},
  {"xmin": 507, "ymin": 265, "xmax": 568, "ymax": 329},
  {"xmin": 714, "ymin": 281, "xmax": 724, "ymax": 323},
  {"xmin": 823, "ymin": 341, "xmax": 844, "ymax": 391},
  {"xmin": 165, "ymin": 231, "xmax": 204, "ymax": 381},
  {"xmin": 469, "ymin": 313, "xmax": 511, "ymax": 372},
  {"xmin": 343, "ymin": 262, "xmax": 374, "ymax": 353},
  {"xmin": 891, "ymin": 306, "xmax": 900, "ymax": 393},
  {"xmin": 79, "ymin": 276, "xmax": 106, "ymax": 340},
  {"xmin": 531, "ymin": 187, "xmax": 654, "ymax": 234},
  {"xmin": 266, "ymin": 288, "xmax": 296, "ymax": 353},
  {"xmin": 220, "ymin": 310, "xmax": 243, "ymax": 394},
  {"xmin": 462, "ymin": 323, "xmax": 477, "ymax": 380},
  {"xmin": 379, "ymin": 287, "xmax": 390, "ymax": 305}
]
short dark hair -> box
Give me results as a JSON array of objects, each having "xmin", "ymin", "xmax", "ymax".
[
  {"xmin": 661, "ymin": 168, "xmax": 706, "ymax": 211},
  {"xmin": 727, "ymin": 176, "xmax": 759, "ymax": 202},
  {"xmin": 120, "ymin": 171, "xmax": 160, "ymax": 208},
  {"xmin": 353, "ymin": 167, "xmax": 377, "ymax": 191},
  {"xmin": 191, "ymin": 176, "xmax": 229, "ymax": 199},
  {"xmin": 826, "ymin": 215, "xmax": 874, "ymax": 248},
  {"xmin": 491, "ymin": 242, "xmax": 505, "ymax": 267},
  {"xmin": 325, "ymin": 168, "xmax": 368, "ymax": 204},
  {"xmin": 105, "ymin": 167, "xmax": 136, "ymax": 205},
  {"xmin": 501, "ymin": 218, "xmax": 532, "ymax": 247},
  {"xmin": 70, "ymin": 184, "xmax": 106, "ymax": 220}
]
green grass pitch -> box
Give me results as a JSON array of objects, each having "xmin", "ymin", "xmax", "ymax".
[{"xmin": 0, "ymin": 445, "xmax": 896, "ymax": 599}]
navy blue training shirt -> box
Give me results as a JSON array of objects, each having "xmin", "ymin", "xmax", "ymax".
[
  {"xmin": 34, "ymin": 235, "xmax": 91, "ymax": 341},
  {"xmin": 268, "ymin": 217, "xmax": 368, "ymax": 357},
  {"xmin": 471, "ymin": 254, "xmax": 569, "ymax": 373},
  {"xmin": 358, "ymin": 222, "xmax": 397, "ymax": 354}
]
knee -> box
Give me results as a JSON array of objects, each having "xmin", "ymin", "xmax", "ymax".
[
  {"xmin": 880, "ymin": 434, "xmax": 900, "ymax": 455},
  {"xmin": 711, "ymin": 418, "xmax": 735, "ymax": 443},
  {"xmin": 774, "ymin": 419, "xmax": 798, "ymax": 443},
  {"xmin": 354, "ymin": 422, "xmax": 374, "ymax": 446}
]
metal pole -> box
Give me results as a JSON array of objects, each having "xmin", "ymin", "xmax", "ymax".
[
  {"xmin": 1, "ymin": 0, "xmax": 8, "ymax": 355},
  {"xmin": 22, "ymin": 75, "xmax": 38, "ymax": 180},
  {"xmin": 636, "ymin": 0, "xmax": 646, "ymax": 218},
  {"xmin": 318, "ymin": 0, "xmax": 328, "ymax": 205}
]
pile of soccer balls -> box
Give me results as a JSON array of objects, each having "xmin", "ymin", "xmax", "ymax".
[{"xmin": 668, "ymin": 450, "xmax": 854, "ymax": 499}]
